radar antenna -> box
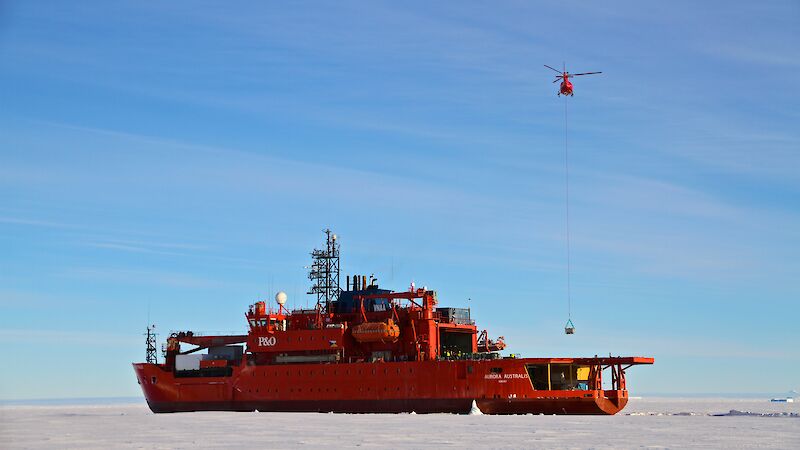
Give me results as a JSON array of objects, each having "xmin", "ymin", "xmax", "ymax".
[{"xmin": 307, "ymin": 228, "xmax": 341, "ymax": 313}]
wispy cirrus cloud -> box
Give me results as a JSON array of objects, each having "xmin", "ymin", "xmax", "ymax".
[
  {"xmin": 59, "ymin": 267, "xmax": 232, "ymax": 290},
  {"xmin": 0, "ymin": 216, "xmax": 81, "ymax": 229},
  {"xmin": 0, "ymin": 328, "xmax": 134, "ymax": 347}
]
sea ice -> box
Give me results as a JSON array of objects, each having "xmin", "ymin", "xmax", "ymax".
[{"xmin": 1, "ymin": 397, "xmax": 798, "ymax": 449}]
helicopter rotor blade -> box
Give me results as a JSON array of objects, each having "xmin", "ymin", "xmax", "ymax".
[
  {"xmin": 544, "ymin": 64, "xmax": 563, "ymax": 74},
  {"xmin": 553, "ymin": 78, "xmax": 560, "ymax": 83},
  {"xmin": 571, "ymin": 71, "xmax": 602, "ymax": 76}
]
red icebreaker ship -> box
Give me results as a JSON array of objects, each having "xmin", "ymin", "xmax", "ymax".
[{"xmin": 134, "ymin": 230, "xmax": 653, "ymax": 415}]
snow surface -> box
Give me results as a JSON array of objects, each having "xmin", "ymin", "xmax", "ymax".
[{"xmin": 1, "ymin": 398, "xmax": 798, "ymax": 449}]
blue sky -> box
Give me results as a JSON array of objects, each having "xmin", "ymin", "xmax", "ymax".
[{"xmin": 1, "ymin": 1, "xmax": 798, "ymax": 399}]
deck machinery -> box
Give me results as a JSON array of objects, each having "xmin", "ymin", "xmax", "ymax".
[{"xmin": 134, "ymin": 231, "xmax": 653, "ymax": 414}]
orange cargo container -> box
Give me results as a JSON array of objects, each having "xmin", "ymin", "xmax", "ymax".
[{"xmin": 200, "ymin": 359, "xmax": 228, "ymax": 368}]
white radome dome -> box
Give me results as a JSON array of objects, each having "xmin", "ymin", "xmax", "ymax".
[{"xmin": 275, "ymin": 291, "xmax": 288, "ymax": 305}]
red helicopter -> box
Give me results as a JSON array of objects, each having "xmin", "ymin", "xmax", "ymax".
[{"xmin": 545, "ymin": 64, "xmax": 601, "ymax": 96}]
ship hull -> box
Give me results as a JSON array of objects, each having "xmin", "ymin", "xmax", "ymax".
[{"xmin": 134, "ymin": 358, "xmax": 630, "ymax": 415}]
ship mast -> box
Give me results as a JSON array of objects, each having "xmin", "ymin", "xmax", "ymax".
[
  {"xmin": 144, "ymin": 324, "xmax": 158, "ymax": 364},
  {"xmin": 307, "ymin": 229, "xmax": 341, "ymax": 313}
]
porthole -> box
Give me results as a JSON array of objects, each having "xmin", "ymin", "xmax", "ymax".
[{"xmin": 151, "ymin": 376, "xmax": 157, "ymax": 384}]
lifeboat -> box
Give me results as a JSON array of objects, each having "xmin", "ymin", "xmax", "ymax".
[{"xmin": 352, "ymin": 319, "xmax": 400, "ymax": 343}]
